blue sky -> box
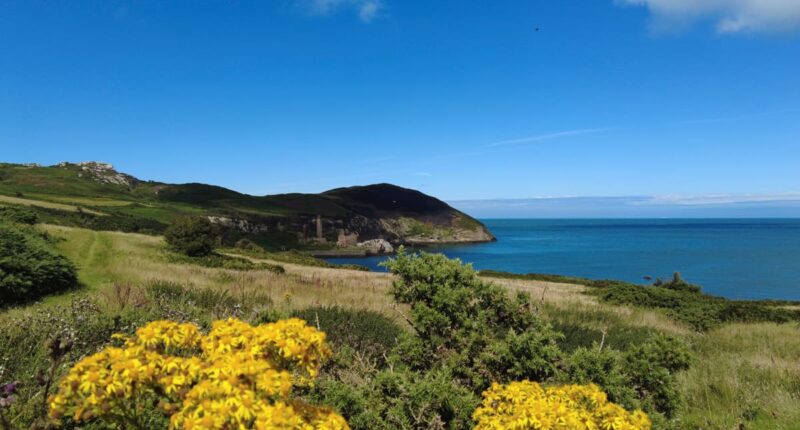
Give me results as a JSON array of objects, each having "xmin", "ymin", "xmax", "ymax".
[{"xmin": 1, "ymin": 1, "xmax": 799, "ymax": 216}]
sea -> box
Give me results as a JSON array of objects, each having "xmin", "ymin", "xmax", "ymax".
[{"xmin": 324, "ymin": 219, "xmax": 800, "ymax": 301}]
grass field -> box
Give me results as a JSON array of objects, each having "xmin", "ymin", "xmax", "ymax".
[
  {"xmin": 0, "ymin": 194, "xmax": 106, "ymax": 215},
  {"xmin": 1, "ymin": 224, "xmax": 799, "ymax": 429}
]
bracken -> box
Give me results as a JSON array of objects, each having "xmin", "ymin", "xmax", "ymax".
[
  {"xmin": 48, "ymin": 318, "xmax": 349, "ymax": 430},
  {"xmin": 472, "ymin": 381, "xmax": 651, "ymax": 430}
]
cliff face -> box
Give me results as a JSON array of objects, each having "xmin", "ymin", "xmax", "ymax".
[
  {"xmin": 202, "ymin": 185, "xmax": 495, "ymax": 248},
  {"xmin": 0, "ymin": 163, "xmax": 495, "ymax": 250},
  {"xmin": 320, "ymin": 184, "xmax": 495, "ymax": 246}
]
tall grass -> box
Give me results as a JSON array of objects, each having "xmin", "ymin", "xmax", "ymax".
[{"xmin": 679, "ymin": 323, "xmax": 800, "ymax": 429}]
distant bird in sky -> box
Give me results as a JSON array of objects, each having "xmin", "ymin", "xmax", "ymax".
[{"xmin": 535, "ymin": 27, "xmax": 540, "ymax": 32}]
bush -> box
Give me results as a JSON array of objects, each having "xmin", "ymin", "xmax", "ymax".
[
  {"xmin": 234, "ymin": 238, "xmax": 261, "ymax": 250},
  {"xmin": 48, "ymin": 318, "xmax": 348, "ymax": 429},
  {"xmin": 164, "ymin": 216, "xmax": 219, "ymax": 257},
  {"xmin": 313, "ymin": 367, "xmax": 479, "ymax": 430},
  {"xmin": 599, "ymin": 280, "xmax": 800, "ymax": 331},
  {"xmin": 292, "ymin": 306, "xmax": 402, "ymax": 365},
  {"xmin": 623, "ymin": 335, "xmax": 691, "ymax": 418},
  {"xmin": 383, "ymin": 249, "xmax": 563, "ymax": 391},
  {"xmin": 0, "ymin": 223, "xmax": 78, "ymax": 305},
  {"xmin": 0, "ymin": 206, "xmax": 39, "ymax": 225},
  {"xmin": 563, "ymin": 347, "xmax": 638, "ymax": 409},
  {"xmin": 654, "ymin": 272, "xmax": 701, "ymax": 294},
  {"xmin": 0, "ymin": 297, "xmax": 157, "ymax": 427},
  {"xmin": 472, "ymin": 381, "xmax": 651, "ymax": 429}
]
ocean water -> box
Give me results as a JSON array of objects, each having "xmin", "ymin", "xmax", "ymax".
[{"xmin": 325, "ymin": 219, "xmax": 800, "ymax": 301}]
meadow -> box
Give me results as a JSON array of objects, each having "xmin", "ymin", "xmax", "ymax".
[{"xmin": 0, "ymin": 223, "xmax": 799, "ymax": 429}]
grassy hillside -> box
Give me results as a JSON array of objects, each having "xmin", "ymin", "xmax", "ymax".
[
  {"xmin": 0, "ymin": 162, "xmax": 494, "ymax": 249},
  {"xmin": 0, "ymin": 224, "xmax": 798, "ymax": 429}
]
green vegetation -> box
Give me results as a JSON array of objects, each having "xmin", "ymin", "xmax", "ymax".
[
  {"xmin": 0, "ymin": 163, "xmax": 491, "ymax": 251},
  {"xmin": 0, "ymin": 223, "xmax": 78, "ymax": 305},
  {"xmin": 480, "ymin": 269, "xmax": 800, "ymax": 332},
  {"xmin": 0, "ymin": 225, "xmax": 798, "ymax": 429},
  {"xmin": 598, "ymin": 279, "xmax": 800, "ymax": 331},
  {"xmin": 166, "ymin": 252, "xmax": 285, "ymax": 274},
  {"xmin": 300, "ymin": 250, "xmax": 690, "ymax": 428},
  {"xmin": 163, "ymin": 216, "xmax": 220, "ymax": 257},
  {"xmin": 479, "ymin": 269, "xmax": 600, "ymax": 285},
  {"xmin": 290, "ymin": 306, "xmax": 402, "ymax": 365},
  {"xmin": 0, "ymin": 206, "xmax": 38, "ymax": 225}
]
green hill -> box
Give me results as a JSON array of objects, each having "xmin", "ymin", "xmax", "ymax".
[{"xmin": 0, "ymin": 161, "xmax": 494, "ymax": 251}]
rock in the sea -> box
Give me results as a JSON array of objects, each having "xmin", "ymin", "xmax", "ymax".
[{"xmin": 356, "ymin": 238, "xmax": 394, "ymax": 255}]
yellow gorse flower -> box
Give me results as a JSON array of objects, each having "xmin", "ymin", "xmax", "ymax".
[
  {"xmin": 472, "ymin": 381, "xmax": 651, "ymax": 430},
  {"xmin": 48, "ymin": 318, "xmax": 348, "ymax": 430}
]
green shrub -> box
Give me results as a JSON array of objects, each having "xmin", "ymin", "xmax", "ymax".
[
  {"xmin": 0, "ymin": 298, "xmax": 156, "ymax": 426},
  {"xmin": 383, "ymin": 249, "xmax": 563, "ymax": 391},
  {"xmin": 0, "ymin": 223, "xmax": 78, "ymax": 305},
  {"xmin": 164, "ymin": 216, "xmax": 219, "ymax": 257},
  {"xmin": 598, "ymin": 280, "xmax": 800, "ymax": 331},
  {"xmin": 654, "ymin": 272, "xmax": 701, "ymax": 294},
  {"xmin": 312, "ymin": 367, "xmax": 479, "ymax": 430},
  {"xmin": 0, "ymin": 206, "xmax": 39, "ymax": 225},
  {"xmin": 623, "ymin": 334, "xmax": 691, "ymax": 419},
  {"xmin": 234, "ymin": 238, "xmax": 261, "ymax": 250},
  {"xmin": 563, "ymin": 347, "xmax": 638, "ymax": 410},
  {"xmin": 291, "ymin": 306, "xmax": 402, "ymax": 365},
  {"xmin": 562, "ymin": 334, "xmax": 690, "ymax": 421}
]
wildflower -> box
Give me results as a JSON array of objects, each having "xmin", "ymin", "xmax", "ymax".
[
  {"xmin": 48, "ymin": 318, "xmax": 347, "ymax": 430},
  {"xmin": 472, "ymin": 381, "xmax": 651, "ymax": 430}
]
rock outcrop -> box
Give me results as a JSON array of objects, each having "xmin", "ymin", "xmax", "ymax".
[
  {"xmin": 356, "ymin": 239, "xmax": 394, "ymax": 255},
  {"xmin": 57, "ymin": 161, "xmax": 139, "ymax": 187}
]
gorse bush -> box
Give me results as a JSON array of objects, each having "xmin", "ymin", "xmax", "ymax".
[
  {"xmin": 472, "ymin": 381, "xmax": 651, "ymax": 430},
  {"xmin": 0, "ymin": 223, "xmax": 78, "ymax": 305},
  {"xmin": 48, "ymin": 318, "xmax": 349, "ymax": 429},
  {"xmin": 562, "ymin": 334, "xmax": 691, "ymax": 420},
  {"xmin": 383, "ymin": 249, "xmax": 563, "ymax": 391},
  {"xmin": 164, "ymin": 216, "xmax": 219, "ymax": 257}
]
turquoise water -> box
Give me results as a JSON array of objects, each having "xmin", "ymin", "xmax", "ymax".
[{"xmin": 325, "ymin": 219, "xmax": 800, "ymax": 301}]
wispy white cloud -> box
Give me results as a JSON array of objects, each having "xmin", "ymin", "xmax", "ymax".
[
  {"xmin": 449, "ymin": 194, "xmax": 800, "ymax": 217},
  {"xmin": 300, "ymin": 0, "xmax": 383, "ymax": 23},
  {"xmin": 486, "ymin": 127, "xmax": 614, "ymax": 148},
  {"xmin": 640, "ymin": 193, "xmax": 800, "ymax": 206},
  {"xmin": 617, "ymin": 0, "xmax": 800, "ymax": 33}
]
